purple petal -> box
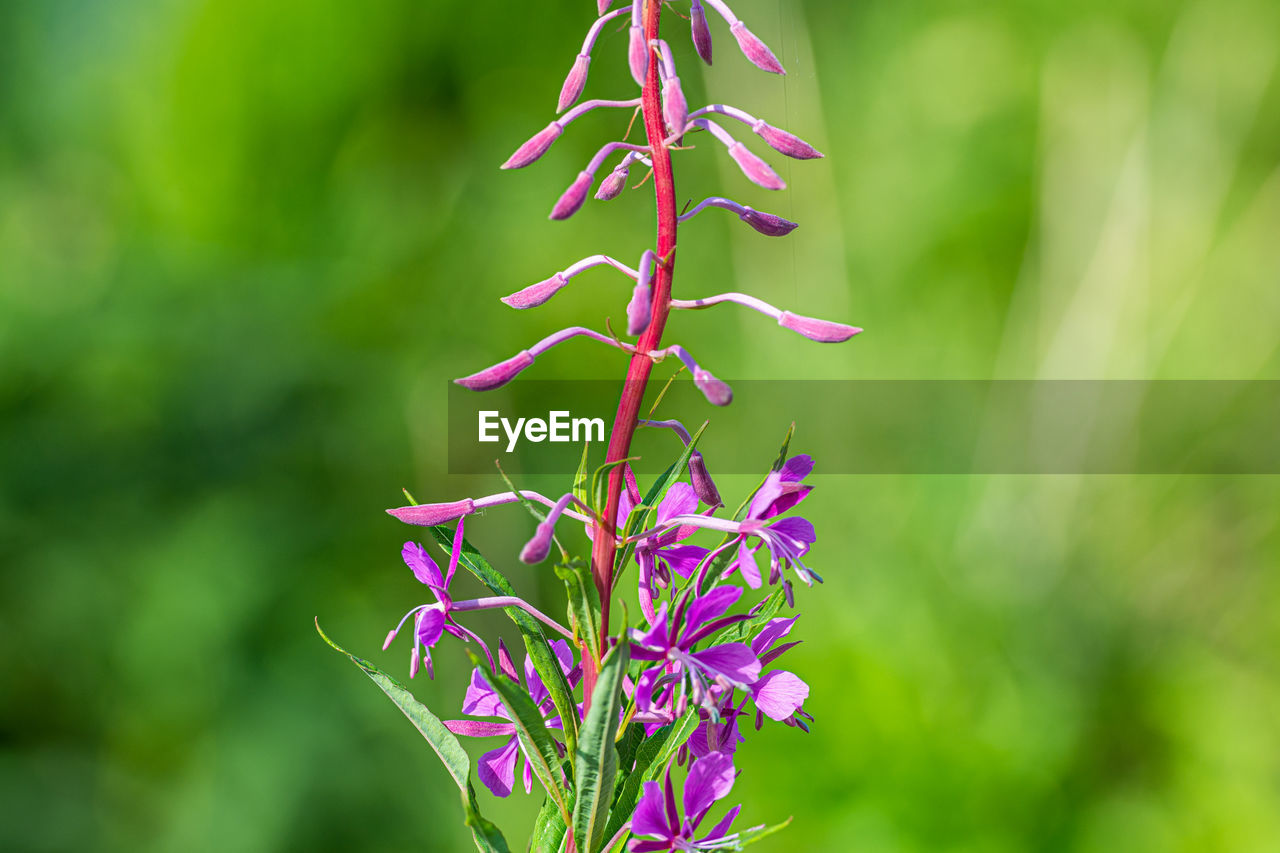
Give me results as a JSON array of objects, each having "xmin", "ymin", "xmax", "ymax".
[
  {"xmin": 462, "ymin": 668, "xmax": 506, "ymax": 718},
  {"xmin": 416, "ymin": 608, "xmax": 445, "ymax": 646},
  {"xmin": 752, "ymin": 670, "xmax": 809, "ymax": 721},
  {"xmin": 732, "ymin": 540, "xmax": 762, "ymax": 588},
  {"xmin": 656, "ymin": 482, "xmax": 699, "ymax": 523},
  {"xmin": 660, "ymin": 544, "xmax": 709, "ymax": 579},
  {"xmin": 476, "ymin": 737, "xmax": 520, "ymax": 798},
  {"xmin": 681, "ymin": 586, "xmax": 742, "ymax": 639},
  {"xmin": 402, "ymin": 542, "xmax": 444, "ymax": 588},
  {"xmin": 749, "ymin": 616, "xmax": 797, "ymax": 656},
  {"xmin": 770, "ymin": 516, "xmax": 816, "ymax": 550},
  {"xmin": 683, "ymin": 753, "xmax": 736, "ymax": 826},
  {"xmin": 632, "ymin": 780, "xmax": 676, "ymax": 839},
  {"xmin": 445, "ymin": 517, "xmax": 464, "ymax": 587},
  {"xmin": 690, "ymin": 643, "xmax": 761, "ymax": 687},
  {"xmin": 502, "ymin": 122, "xmax": 564, "ymax": 169},
  {"xmin": 700, "ymin": 804, "xmax": 742, "ymax": 843},
  {"xmin": 550, "ymin": 171, "xmax": 594, "ymax": 221},
  {"xmin": 780, "ymin": 454, "xmax": 815, "ymax": 482},
  {"xmin": 730, "ymin": 21, "xmax": 785, "ymax": 74}
]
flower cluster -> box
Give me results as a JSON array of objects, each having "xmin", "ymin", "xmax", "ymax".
[{"xmin": 326, "ymin": 4, "xmax": 860, "ymax": 851}]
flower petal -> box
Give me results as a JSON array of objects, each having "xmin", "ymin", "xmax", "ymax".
[
  {"xmin": 690, "ymin": 643, "xmax": 761, "ymax": 687},
  {"xmin": 462, "ymin": 667, "xmax": 506, "ymax": 718},
  {"xmin": 415, "ymin": 608, "xmax": 445, "ymax": 647},
  {"xmin": 684, "ymin": 753, "xmax": 736, "ymax": 827},
  {"xmin": 632, "ymin": 780, "xmax": 676, "ymax": 840},
  {"xmin": 476, "ymin": 737, "xmax": 520, "ymax": 798},
  {"xmin": 656, "ymin": 482, "xmax": 699, "ymax": 523},
  {"xmin": 680, "ymin": 585, "xmax": 742, "ymax": 642},
  {"xmin": 752, "ymin": 670, "xmax": 810, "ymax": 721},
  {"xmin": 402, "ymin": 542, "xmax": 444, "ymax": 588}
]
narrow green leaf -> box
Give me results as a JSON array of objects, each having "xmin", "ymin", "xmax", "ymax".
[
  {"xmin": 590, "ymin": 456, "xmax": 639, "ymax": 519},
  {"xmin": 428, "ymin": 526, "xmax": 579, "ymax": 757},
  {"xmin": 315, "ymin": 621, "xmax": 510, "ymax": 853},
  {"xmin": 528, "ymin": 795, "xmax": 568, "ymax": 853},
  {"xmin": 734, "ymin": 816, "xmax": 794, "ymax": 847},
  {"xmin": 554, "ymin": 557, "xmax": 602, "ymax": 663},
  {"xmin": 572, "ymin": 442, "xmax": 592, "ymax": 511},
  {"xmin": 572, "ymin": 643, "xmax": 629, "ymax": 853},
  {"xmin": 603, "ymin": 709, "xmax": 698, "ymax": 842},
  {"xmin": 471, "ymin": 652, "xmax": 573, "ymax": 824}
]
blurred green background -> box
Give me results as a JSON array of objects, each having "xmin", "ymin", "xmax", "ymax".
[{"xmin": 2, "ymin": 0, "xmax": 1278, "ymax": 850}]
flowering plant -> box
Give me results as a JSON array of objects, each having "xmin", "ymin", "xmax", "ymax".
[{"xmin": 318, "ymin": 2, "xmax": 859, "ymax": 850}]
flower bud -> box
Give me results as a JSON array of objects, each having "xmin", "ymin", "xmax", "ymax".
[
  {"xmin": 595, "ymin": 165, "xmax": 629, "ymax": 201},
  {"xmin": 739, "ymin": 207, "xmax": 798, "ymax": 237},
  {"xmin": 557, "ymin": 54, "xmax": 591, "ymax": 113},
  {"xmin": 728, "ymin": 142, "xmax": 785, "ymax": 190},
  {"xmin": 691, "ymin": 2, "xmax": 713, "ymax": 65},
  {"xmin": 382, "ymin": 629, "xmax": 398, "ymax": 651},
  {"xmin": 627, "ymin": 278, "xmax": 652, "ymax": 336},
  {"xmin": 550, "ymin": 170, "xmax": 594, "ymax": 220},
  {"xmin": 753, "ymin": 120, "xmax": 823, "ymax": 159},
  {"xmin": 598, "ymin": 0, "xmax": 613, "ymax": 13},
  {"xmin": 520, "ymin": 520, "xmax": 555, "ymax": 564},
  {"xmin": 455, "ymin": 350, "xmax": 535, "ymax": 390},
  {"xmin": 730, "ymin": 21, "xmax": 785, "ymax": 74},
  {"xmin": 694, "ymin": 368, "xmax": 733, "ymax": 406},
  {"xmin": 628, "ymin": 25, "xmax": 649, "ymax": 85},
  {"xmin": 662, "ymin": 76, "xmax": 689, "ymax": 137},
  {"xmin": 387, "ymin": 499, "xmax": 476, "ymax": 526},
  {"xmin": 777, "ymin": 311, "xmax": 862, "ymax": 343},
  {"xmin": 688, "ymin": 451, "xmax": 723, "ymax": 507},
  {"xmin": 501, "ymin": 122, "xmax": 563, "ymax": 169},
  {"xmin": 501, "ymin": 273, "xmax": 569, "ymax": 309}
]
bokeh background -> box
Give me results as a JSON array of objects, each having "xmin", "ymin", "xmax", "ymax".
[{"xmin": 3, "ymin": 0, "xmax": 1278, "ymax": 850}]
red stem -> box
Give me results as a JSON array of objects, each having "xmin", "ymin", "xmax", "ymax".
[{"xmin": 583, "ymin": 0, "xmax": 675, "ymax": 702}]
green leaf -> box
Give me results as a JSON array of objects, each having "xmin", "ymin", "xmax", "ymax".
[
  {"xmin": 528, "ymin": 795, "xmax": 568, "ymax": 853},
  {"xmin": 471, "ymin": 652, "xmax": 573, "ymax": 824},
  {"xmin": 554, "ymin": 557, "xmax": 602, "ymax": 664},
  {"xmin": 428, "ymin": 526, "xmax": 579, "ymax": 757},
  {"xmin": 603, "ymin": 709, "xmax": 698, "ymax": 842},
  {"xmin": 590, "ymin": 456, "xmax": 639, "ymax": 519},
  {"xmin": 572, "ymin": 442, "xmax": 592, "ymax": 512},
  {"xmin": 315, "ymin": 621, "xmax": 510, "ymax": 853},
  {"xmin": 734, "ymin": 817, "xmax": 794, "ymax": 847},
  {"xmin": 572, "ymin": 642, "xmax": 629, "ymax": 853}
]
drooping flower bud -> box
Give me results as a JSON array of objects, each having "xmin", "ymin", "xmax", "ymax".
[
  {"xmin": 740, "ymin": 207, "xmax": 798, "ymax": 236},
  {"xmin": 627, "ymin": 254, "xmax": 653, "ymax": 336},
  {"xmin": 628, "ymin": 25, "xmax": 649, "ymax": 85},
  {"xmin": 501, "ymin": 273, "xmax": 570, "ymax": 309},
  {"xmin": 778, "ymin": 311, "xmax": 862, "ymax": 343},
  {"xmin": 662, "ymin": 76, "xmax": 689, "ymax": 137},
  {"xmin": 501, "ymin": 122, "xmax": 563, "ymax": 169},
  {"xmin": 595, "ymin": 164, "xmax": 630, "ymax": 200},
  {"xmin": 387, "ymin": 499, "xmax": 476, "ymax": 527},
  {"xmin": 454, "ymin": 350, "xmax": 535, "ymax": 390},
  {"xmin": 691, "ymin": 1, "xmax": 713, "ymax": 65},
  {"xmin": 688, "ymin": 451, "xmax": 723, "ymax": 507},
  {"xmin": 728, "ymin": 142, "xmax": 785, "ymax": 190},
  {"xmin": 598, "ymin": 0, "xmax": 613, "ymax": 13},
  {"xmin": 520, "ymin": 493, "xmax": 576, "ymax": 563},
  {"xmin": 753, "ymin": 120, "xmax": 823, "ymax": 159},
  {"xmin": 557, "ymin": 54, "xmax": 591, "ymax": 113},
  {"xmin": 694, "ymin": 368, "xmax": 733, "ymax": 406},
  {"xmin": 730, "ymin": 21, "xmax": 785, "ymax": 74},
  {"xmin": 550, "ymin": 171, "xmax": 594, "ymax": 220}
]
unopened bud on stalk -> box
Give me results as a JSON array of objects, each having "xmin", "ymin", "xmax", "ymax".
[
  {"xmin": 694, "ymin": 369, "xmax": 733, "ymax": 406},
  {"xmin": 741, "ymin": 207, "xmax": 798, "ymax": 236},
  {"xmin": 501, "ymin": 122, "xmax": 563, "ymax": 169},
  {"xmin": 778, "ymin": 311, "xmax": 862, "ymax": 343},
  {"xmin": 689, "ymin": 451, "xmax": 723, "ymax": 507},
  {"xmin": 753, "ymin": 120, "xmax": 823, "ymax": 159},
  {"xmin": 557, "ymin": 54, "xmax": 591, "ymax": 113},
  {"xmin": 455, "ymin": 350, "xmax": 535, "ymax": 390},
  {"xmin": 627, "ymin": 251, "xmax": 656, "ymax": 335},
  {"xmin": 691, "ymin": 1, "xmax": 713, "ymax": 64},
  {"xmin": 662, "ymin": 76, "xmax": 689, "ymax": 137},
  {"xmin": 387, "ymin": 499, "xmax": 475, "ymax": 526},
  {"xmin": 550, "ymin": 171, "xmax": 594, "ymax": 220},
  {"xmin": 729, "ymin": 142, "xmax": 785, "ymax": 190},
  {"xmin": 595, "ymin": 164, "xmax": 629, "ymax": 200},
  {"xmin": 598, "ymin": 0, "xmax": 613, "ymax": 14},
  {"xmin": 501, "ymin": 274, "xmax": 569, "ymax": 309},
  {"xmin": 730, "ymin": 21, "xmax": 785, "ymax": 74},
  {"xmin": 628, "ymin": 25, "xmax": 649, "ymax": 85}
]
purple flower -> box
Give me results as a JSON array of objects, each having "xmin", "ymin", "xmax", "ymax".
[
  {"xmin": 620, "ymin": 481, "xmax": 710, "ymax": 620},
  {"xmin": 686, "ymin": 695, "xmax": 746, "ymax": 760},
  {"xmin": 628, "ymin": 754, "xmax": 741, "ymax": 852},
  {"xmin": 444, "ymin": 640, "xmax": 580, "ymax": 797},
  {"xmin": 630, "ymin": 587, "xmax": 761, "ymax": 724},
  {"xmin": 382, "ymin": 521, "xmax": 469, "ymax": 679},
  {"xmin": 747, "ymin": 617, "xmax": 811, "ymax": 727}
]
